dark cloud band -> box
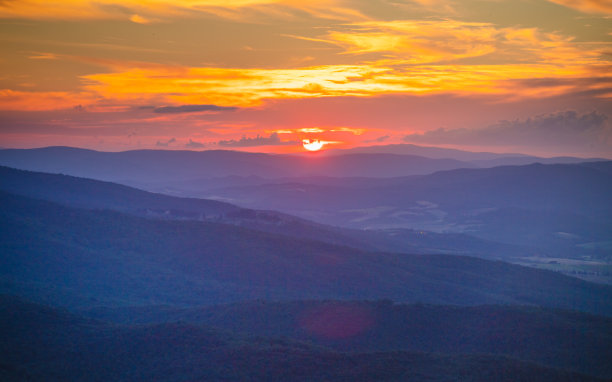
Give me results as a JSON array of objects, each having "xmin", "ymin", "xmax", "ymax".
[
  {"xmin": 218, "ymin": 133, "xmax": 296, "ymax": 147},
  {"xmin": 154, "ymin": 104, "xmax": 238, "ymax": 114}
]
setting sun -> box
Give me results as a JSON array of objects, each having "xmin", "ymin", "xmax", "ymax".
[{"xmin": 303, "ymin": 139, "xmax": 324, "ymax": 151}]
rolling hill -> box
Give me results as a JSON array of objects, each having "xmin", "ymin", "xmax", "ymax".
[
  {"xmin": 1, "ymin": 191, "xmax": 611, "ymax": 315},
  {"xmin": 0, "ymin": 165, "xmax": 532, "ymax": 260},
  {"xmin": 1, "ymin": 295, "xmax": 605, "ymax": 382},
  {"xmin": 81, "ymin": 300, "xmax": 612, "ymax": 379},
  {"xmin": 0, "ymin": 146, "xmax": 476, "ymax": 184},
  {"xmin": 199, "ymin": 162, "xmax": 612, "ymax": 260}
]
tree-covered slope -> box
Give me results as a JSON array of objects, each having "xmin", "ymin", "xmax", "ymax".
[
  {"xmin": 0, "ymin": 295, "xmax": 603, "ymax": 382},
  {"xmin": 87, "ymin": 300, "xmax": 612, "ymax": 378},
  {"xmin": 2, "ymin": 191, "xmax": 611, "ymax": 315}
]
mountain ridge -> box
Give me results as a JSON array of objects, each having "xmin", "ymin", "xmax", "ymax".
[
  {"xmin": 0, "ymin": 146, "xmax": 477, "ymax": 182},
  {"xmin": 2, "ymin": 190, "xmax": 611, "ymax": 315},
  {"xmin": 0, "ymin": 165, "xmax": 533, "ymax": 260}
]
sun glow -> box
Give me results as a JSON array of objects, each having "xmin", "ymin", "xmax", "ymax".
[{"xmin": 303, "ymin": 139, "xmax": 324, "ymax": 151}]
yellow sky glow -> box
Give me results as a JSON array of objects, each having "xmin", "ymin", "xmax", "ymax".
[
  {"xmin": 0, "ymin": 0, "xmax": 610, "ymax": 155},
  {"xmin": 76, "ymin": 58, "xmax": 610, "ymax": 109},
  {"xmin": 1, "ymin": 58, "xmax": 606, "ymax": 111}
]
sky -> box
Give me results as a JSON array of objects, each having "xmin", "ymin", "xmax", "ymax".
[{"xmin": 0, "ymin": 0, "xmax": 611, "ymax": 156}]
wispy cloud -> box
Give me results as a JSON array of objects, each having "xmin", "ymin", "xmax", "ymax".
[
  {"xmin": 27, "ymin": 52, "xmax": 60, "ymax": 60},
  {"xmin": 79, "ymin": 59, "xmax": 610, "ymax": 108},
  {"xmin": 299, "ymin": 127, "xmax": 326, "ymax": 133},
  {"xmin": 153, "ymin": 104, "xmax": 238, "ymax": 114},
  {"xmin": 0, "ymin": 89, "xmax": 98, "ymax": 111},
  {"xmin": 61, "ymin": 16, "xmax": 607, "ymax": 110},
  {"xmin": 4, "ymin": 61, "xmax": 606, "ymax": 113},
  {"xmin": 365, "ymin": 135, "xmax": 390, "ymax": 143},
  {"xmin": 0, "ymin": 0, "xmax": 362, "ymax": 22},
  {"xmin": 4, "ymin": 50, "xmax": 609, "ymax": 112},
  {"xmin": 547, "ymin": 0, "xmax": 612, "ymax": 15},
  {"xmin": 82, "ymin": 64, "xmax": 390, "ymax": 107},
  {"xmin": 330, "ymin": 127, "xmax": 366, "ymax": 135},
  {"xmin": 320, "ymin": 20, "xmax": 606, "ymax": 66},
  {"xmin": 325, "ymin": 20, "xmax": 498, "ymax": 63}
]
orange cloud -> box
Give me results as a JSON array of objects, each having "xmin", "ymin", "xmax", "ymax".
[
  {"xmin": 3, "ymin": 57, "xmax": 605, "ymax": 112},
  {"xmin": 82, "ymin": 65, "xmax": 392, "ymax": 107},
  {"xmin": 321, "ymin": 21, "xmax": 605, "ymax": 66},
  {"xmin": 299, "ymin": 127, "xmax": 326, "ymax": 133},
  {"xmin": 0, "ymin": 89, "xmax": 98, "ymax": 111},
  {"xmin": 330, "ymin": 127, "xmax": 366, "ymax": 135},
  {"xmin": 27, "ymin": 52, "xmax": 60, "ymax": 60},
  {"xmin": 327, "ymin": 21, "xmax": 498, "ymax": 63},
  {"xmin": 2, "ymin": 18, "xmax": 608, "ymax": 111},
  {"xmin": 129, "ymin": 14, "xmax": 158, "ymax": 24},
  {"xmin": 547, "ymin": 0, "xmax": 612, "ymax": 15},
  {"xmin": 0, "ymin": 0, "xmax": 359, "ymax": 21}
]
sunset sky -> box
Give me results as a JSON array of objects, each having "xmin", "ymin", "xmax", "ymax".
[{"xmin": 0, "ymin": 0, "xmax": 611, "ymax": 156}]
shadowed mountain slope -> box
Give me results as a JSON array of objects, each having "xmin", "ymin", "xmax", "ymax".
[
  {"xmin": 0, "ymin": 295, "xmax": 604, "ymax": 382},
  {"xmin": 204, "ymin": 161, "xmax": 612, "ymax": 218},
  {"xmin": 1, "ymin": 191, "xmax": 611, "ymax": 315},
  {"xmin": 0, "ymin": 165, "xmax": 532, "ymax": 259},
  {"xmin": 201, "ymin": 162, "xmax": 612, "ymax": 259},
  {"xmin": 81, "ymin": 300, "xmax": 612, "ymax": 378},
  {"xmin": 0, "ymin": 165, "xmax": 240, "ymax": 217}
]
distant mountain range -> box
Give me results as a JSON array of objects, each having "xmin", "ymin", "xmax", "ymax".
[
  {"xmin": 324, "ymin": 143, "xmax": 608, "ymax": 164},
  {"xmin": 0, "ymin": 145, "xmax": 605, "ymax": 188},
  {"xmin": 0, "ymin": 146, "xmax": 477, "ymax": 183},
  {"xmin": 324, "ymin": 143, "xmax": 528, "ymax": 160}
]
